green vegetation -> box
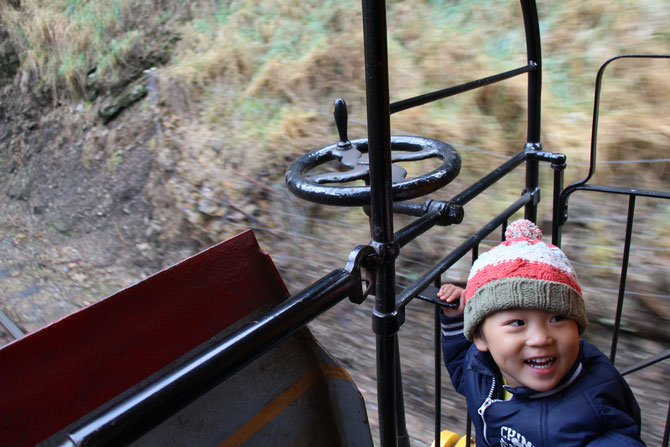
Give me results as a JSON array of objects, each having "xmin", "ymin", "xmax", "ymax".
[
  {"xmin": 1, "ymin": 0, "xmax": 669, "ymax": 229},
  {"xmin": 1, "ymin": 6, "xmax": 668, "ymax": 443},
  {"xmin": 107, "ymin": 150, "xmax": 122, "ymax": 173},
  {"xmin": 2, "ymin": 0, "xmax": 668, "ymax": 159},
  {"xmin": 1, "ymin": 0, "xmax": 173, "ymax": 97}
]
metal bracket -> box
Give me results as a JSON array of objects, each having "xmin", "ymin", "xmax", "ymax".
[
  {"xmin": 525, "ymin": 149, "xmax": 567, "ymax": 165},
  {"xmin": 345, "ymin": 245, "xmax": 378, "ymax": 304},
  {"xmin": 522, "ymin": 186, "xmax": 541, "ymax": 206},
  {"xmin": 425, "ymin": 200, "xmax": 464, "ymax": 226},
  {"xmin": 371, "ymin": 308, "xmax": 405, "ymax": 335}
]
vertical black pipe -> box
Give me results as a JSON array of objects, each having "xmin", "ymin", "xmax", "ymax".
[
  {"xmin": 610, "ymin": 194, "xmax": 636, "ymax": 364},
  {"xmin": 662, "ymin": 401, "xmax": 669, "ymax": 447},
  {"xmin": 362, "ymin": 0, "xmax": 393, "ymax": 237},
  {"xmin": 374, "ymin": 325, "xmax": 399, "ymax": 447},
  {"xmin": 551, "ymin": 161, "xmax": 565, "ymax": 246},
  {"xmin": 520, "ymin": 0, "xmax": 542, "ymax": 222},
  {"xmin": 395, "ymin": 341, "xmax": 410, "ymax": 447},
  {"xmin": 361, "ymin": 0, "xmax": 405, "ymax": 445},
  {"xmin": 520, "ymin": 0, "xmax": 542, "ymax": 143},
  {"xmin": 433, "ymin": 278, "xmax": 442, "ymax": 447},
  {"xmin": 468, "ymin": 243, "xmax": 478, "ymax": 444}
]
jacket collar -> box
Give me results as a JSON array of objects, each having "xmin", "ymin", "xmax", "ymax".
[{"xmin": 468, "ymin": 340, "xmax": 586, "ymax": 399}]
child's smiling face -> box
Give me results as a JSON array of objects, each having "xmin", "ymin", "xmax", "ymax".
[{"xmin": 473, "ymin": 308, "xmax": 580, "ymax": 392}]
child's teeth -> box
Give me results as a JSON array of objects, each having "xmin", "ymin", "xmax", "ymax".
[{"xmin": 526, "ymin": 357, "xmax": 555, "ymax": 368}]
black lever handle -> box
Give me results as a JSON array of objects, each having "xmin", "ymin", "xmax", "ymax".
[{"xmin": 334, "ymin": 98, "xmax": 351, "ymax": 148}]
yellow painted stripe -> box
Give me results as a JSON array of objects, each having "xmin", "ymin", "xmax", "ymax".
[
  {"xmin": 219, "ymin": 363, "xmax": 352, "ymax": 447},
  {"xmin": 219, "ymin": 366, "xmax": 320, "ymax": 447},
  {"xmin": 319, "ymin": 363, "xmax": 352, "ymax": 382}
]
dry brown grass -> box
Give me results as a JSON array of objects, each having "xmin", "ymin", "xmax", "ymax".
[
  {"xmin": 0, "ymin": 0, "xmax": 178, "ymax": 99},
  {"xmin": 3, "ymin": 0, "xmax": 667, "ymax": 161},
  {"xmin": 2, "ymin": 0, "xmax": 669, "ymax": 238},
  {"xmin": 1, "ymin": 4, "xmax": 668, "ymax": 443}
]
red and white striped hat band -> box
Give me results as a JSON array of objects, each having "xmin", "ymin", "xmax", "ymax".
[{"xmin": 462, "ymin": 219, "xmax": 587, "ymax": 340}]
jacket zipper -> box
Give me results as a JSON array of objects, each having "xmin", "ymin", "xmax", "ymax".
[{"xmin": 477, "ymin": 377, "xmax": 504, "ymax": 447}]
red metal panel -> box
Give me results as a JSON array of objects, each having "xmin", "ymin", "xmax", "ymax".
[{"xmin": 0, "ymin": 230, "xmax": 289, "ymax": 447}]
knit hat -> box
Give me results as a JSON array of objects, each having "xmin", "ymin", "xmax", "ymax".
[{"xmin": 462, "ymin": 219, "xmax": 587, "ymax": 340}]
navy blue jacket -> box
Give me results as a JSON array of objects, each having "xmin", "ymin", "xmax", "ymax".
[{"xmin": 441, "ymin": 313, "xmax": 644, "ymax": 446}]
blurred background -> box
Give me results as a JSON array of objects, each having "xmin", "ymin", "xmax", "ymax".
[{"xmin": 1, "ymin": 0, "xmax": 669, "ymax": 445}]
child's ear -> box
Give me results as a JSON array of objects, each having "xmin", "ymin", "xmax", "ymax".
[{"xmin": 473, "ymin": 333, "xmax": 489, "ymax": 352}]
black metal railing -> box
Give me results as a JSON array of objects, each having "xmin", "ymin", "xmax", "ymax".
[
  {"xmin": 551, "ymin": 54, "xmax": 670, "ymax": 447},
  {"xmin": 357, "ymin": 1, "xmax": 543, "ymax": 445},
  {"xmin": 57, "ymin": 0, "xmax": 552, "ymax": 445},
  {"xmin": 56, "ymin": 2, "xmax": 669, "ymax": 447}
]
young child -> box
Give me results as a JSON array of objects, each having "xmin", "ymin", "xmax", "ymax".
[{"xmin": 438, "ymin": 219, "xmax": 644, "ymax": 446}]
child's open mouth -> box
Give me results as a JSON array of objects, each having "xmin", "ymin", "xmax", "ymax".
[{"xmin": 524, "ymin": 357, "xmax": 556, "ymax": 369}]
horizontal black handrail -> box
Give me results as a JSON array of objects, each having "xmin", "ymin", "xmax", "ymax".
[
  {"xmin": 580, "ymin": 54, "xmax": 670, "ymax": 189},
  {"xmin": 393, "ymin": 148, "xmax": 565, "ymax": 249},
  {"xmin": 563, "ymin": 184, "xmax": 670, "ymax": 200},
  {"xmin": 60, "ymin": 269, "xmax": 355, "ymax": 447},
  {"xmin": 390, "ymin": 63, "xmax": 537, "ymax": 114},
  {"xmin": 389, "ymin": 199, "xmax": 440, "ymax": 217},
  {"xmin": 450, "ymin": 150, "xmax": 528, "ymax": 206},
  {"xmin": 558, "ymin": 54, "xmax": 670, "ymax": 225},
  {"xmin": 621, "ymin": 349, "xmax": 670, "ymax": 376},
  {"xmin": 394, "ymin": 208, "xmax": 443, "ymax": 249},
  {"xmin": 395, "ymin": 191, "xmax": 532, "ymax": 309}
]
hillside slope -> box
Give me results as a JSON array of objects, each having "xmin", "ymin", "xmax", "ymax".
[{"xmin": 0, "ymin": 1, "xmax": 669, "ymax": 444}]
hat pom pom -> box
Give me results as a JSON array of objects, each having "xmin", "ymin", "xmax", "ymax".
[{"xmin": 505, "ymin": 219, "xmax": 542, "ymax": 241}]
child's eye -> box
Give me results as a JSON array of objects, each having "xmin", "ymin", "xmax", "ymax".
[
  {"xmin": 507, "ymin": 319, "xmax": 525, "ymax": 327},
  {"xmin": 550, "ymin": 315, "xmax": 567, "ymax": 323}
]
